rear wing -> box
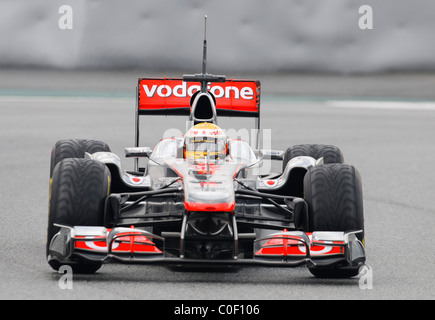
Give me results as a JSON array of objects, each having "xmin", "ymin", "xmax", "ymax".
[
  {"xmin": 134, "ymin": 78, "xmax": 261, "ymax": 165},
  {"xmin": 137, "ymin": 78, "xmax": 260, "ymax": 117}
]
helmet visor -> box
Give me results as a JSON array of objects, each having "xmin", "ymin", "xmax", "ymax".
[{"xmin": 185, "ymin": 136, "xmax": 226, "ymax": 158}]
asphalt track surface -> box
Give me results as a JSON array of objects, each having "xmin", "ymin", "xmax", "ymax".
[{"xmin": 1, "ymin": 70, "xmax": 434, "ymax": 300}]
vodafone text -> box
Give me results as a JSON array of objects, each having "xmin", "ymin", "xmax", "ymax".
[{"xmin": 143, "ymin": 82, "xmax": 254, "ymax": 100}]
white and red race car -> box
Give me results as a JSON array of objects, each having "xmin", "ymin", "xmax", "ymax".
[{"xmin": 47, "ymin": 21, "xmax": 365, "ymax": 278}]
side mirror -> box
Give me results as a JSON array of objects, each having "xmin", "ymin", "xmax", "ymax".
[
  {"xmin": 259, "ymin": 149, "xmax": 284, "ymax": 160},
  {"xmin": 125, "ymin": 147, "xmax": 152, "ymax": 158}
]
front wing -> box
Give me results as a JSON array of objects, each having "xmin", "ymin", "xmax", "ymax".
[{"xmin": 49, "ymin": 224, "xmax": 365, "ymax": 269}]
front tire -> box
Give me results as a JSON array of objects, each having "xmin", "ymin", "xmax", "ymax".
[
  {"xmin": 303, "ymin": 164, "xmax": 364, "ymax": 278},
  {"xmin": 47, "ymin": 158, "xmax": 111, "ymax": 274}
]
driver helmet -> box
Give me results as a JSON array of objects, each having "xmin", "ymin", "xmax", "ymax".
[{"xmin": 184, "ymin": 122, "xmax": 227, "ymax": 160}]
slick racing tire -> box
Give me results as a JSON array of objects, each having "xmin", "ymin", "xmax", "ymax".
[
  {"xmin": 282, "ymin": 144, "xmax": 344, "ymax": 171},
  {"xmin": 50, "ymin": 139, "xmax": 111, "ymax": 177},
  {"xmin": 303, "ymin": 164, "xmax": 364, "ymax": 278},
  {"xmin": 47, "ymin": 158, "xmax": 111, "ymax": 274}
]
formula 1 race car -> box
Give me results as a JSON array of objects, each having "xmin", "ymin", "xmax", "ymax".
[{"xmin": 46, "ymin": 19, "xmax": 366, "ymax": 278}]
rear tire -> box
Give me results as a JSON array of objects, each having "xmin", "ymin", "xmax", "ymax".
[
  {"xmin": 283, "ymin": 144, "xmax": 344, "ymax": 171},
  {"xmin": 50, "ymin": 139, "xmax": 111, "ymax": 177},
  {"xmin": 47, "ymin": 158, "xmax": 111, "ymax": 274},
  {"xmin": 303, "ymin": 164, "xmax": 364, "ymax": 278}
]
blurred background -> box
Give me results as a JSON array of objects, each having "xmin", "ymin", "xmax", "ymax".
[
  {"xmin": 2, "ymin": 0, "xmax": 435, "ymax": 73},
  {"xmin": 1, "ymin": 0, "xmax": 434, "ymax": 114},
  {"xmin": 1, "ymin": 0, "xmax": 435, "ymax": 90}
]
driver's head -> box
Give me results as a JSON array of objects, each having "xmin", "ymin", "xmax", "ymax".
[{"xmin": 184, "ymin": 122, "xmax": 227, "ymax": 160}]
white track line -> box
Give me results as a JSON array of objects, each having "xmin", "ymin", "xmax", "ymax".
[
  {"xmin": 0, "ymin": 96, "xmax": 133, "ymax": 104},
  {"xmin": 326, "ymin": 100, "xmax": 435, "ymax": 111},
  {"xmin": 2, "ymin": 95, "xmax": 435, "ymax": 111}
]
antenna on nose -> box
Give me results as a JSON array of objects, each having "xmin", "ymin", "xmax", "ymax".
[
  {"xmin": 183, "ymin": 15, "xmax": 226, "ymax": 93},
  {"xmin": 202, "ymin": 15, "xmax": 207, "ymax": 77}
]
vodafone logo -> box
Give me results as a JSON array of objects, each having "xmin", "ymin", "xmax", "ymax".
[
  {"xmin": 82, "ymin": 238, "xmax": 119, "ymax": 251},
  {"xmin": 263, "ymin": 180, "xmax": 278, "ymax": 188},
  {"xmin": 130, "ymin": 177, "xmax": 144, "ymax": 185},
  {"xmin": 142, "ymin": 82, "xmax": 254, "ymax": 100},
  {"xmin": 187, "ymin": 129, "xmax": 224, "ymax": 137},
  {"xmin": 138, "ymin": 78, "xmax": 260, "ymax": 113}
]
